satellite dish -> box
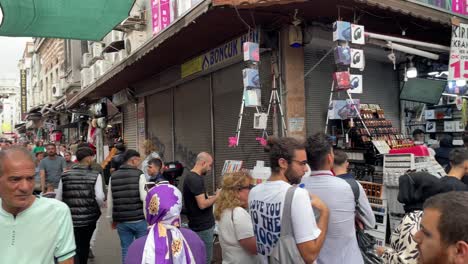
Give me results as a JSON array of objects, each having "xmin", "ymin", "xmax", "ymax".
[{"xmin": 0, "ymin": 5, "xmax": 3, "ymax": 25}]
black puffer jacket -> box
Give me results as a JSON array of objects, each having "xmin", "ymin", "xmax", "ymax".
[
  {"xmin": 110, "ymin": 165, "xmax": 145, "ymax": 222},
  {"xmin": 61, "ymin": 164, "xmax": 101, "ymax": 227}
]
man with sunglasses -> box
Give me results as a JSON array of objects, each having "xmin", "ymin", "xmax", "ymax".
[
  {"xmin": 301, "ymin": 133, "xmax": 375, "ymax": 264},
  {"xmin": 248, "ymin": 137, "xmax": 329, "ymax": 263}
]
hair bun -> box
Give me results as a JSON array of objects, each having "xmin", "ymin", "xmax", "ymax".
[{"xmin": 264, "ymin": 137, "xmax": 279, "ymax": 152}]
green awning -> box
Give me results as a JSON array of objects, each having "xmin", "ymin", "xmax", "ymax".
[{"xmin": 0, "ymin": 0, "xmax": 136, "ymax": 41}]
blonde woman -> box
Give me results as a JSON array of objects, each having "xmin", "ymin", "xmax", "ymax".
[
  {"xmin": 214, "ymin": 171, "xmax": 259, "ymax": 264},
  {"xmin": 140, "ymin": 139, "xmax": 161, "ymax": 180}
]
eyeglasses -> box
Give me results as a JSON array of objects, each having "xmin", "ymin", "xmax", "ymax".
[
  {"xmin": 291, "ymin": 159, "xmax": 308, "ymax": 166},
  {"xmin": 239, "ymin": 184, "xmax": 255, "ymax": 190}
]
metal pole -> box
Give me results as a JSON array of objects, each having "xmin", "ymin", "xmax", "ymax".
[{"xmin": 325, "ymin": 81, "xmax": 335, "ymax": 134}]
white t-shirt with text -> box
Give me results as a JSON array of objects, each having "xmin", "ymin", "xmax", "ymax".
[{"xmin": 248, "ymin": 180, "xmax": 321, "ymax": 262}]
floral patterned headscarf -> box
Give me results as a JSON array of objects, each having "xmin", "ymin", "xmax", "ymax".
[{"xmin": 141, "ymin": 183, "xmax": 195, "ymax": 264}]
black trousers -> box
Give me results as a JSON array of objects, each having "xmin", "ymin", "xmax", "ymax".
[{"xmin": 74, "ymin": 222, "xmax": 97, "ymax": 264}]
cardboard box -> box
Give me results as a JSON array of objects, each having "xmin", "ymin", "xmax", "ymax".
[
  {"xmin": 444, "ymin": 121, "xmax": 456, "ymax": 132},
  {"xmin": 333, "ymin": 21, "xmax": 351, "ymax": 41},
  {"xmin": 334, "ymin": 46, "xmax": 351, "ymax": 65},
  {"xmin": 349, "ymin": 74, "xmax": 363, "ymax": 94},
  {"xmin": 425, "ymin": 110, "xmax": 435, "ymax": 120},
  {"xmin": 243, "ymin": 42, "xmax": 260, "ymax": 62},
  {"xmin": 351, "ymin": 24, "xmax": 365, "ymax": 45},
  {"xmin": 351, "ymin": 49, "xmax": 364, "ymax": 69},
  {"xmin": 328, "ymin": 99, "xmax": 360, "ymax": 120},
  {"xmin": 426, "ymin": 121, "xmax": 436, "ymax": 133},
  {"xmin": 333, "ymin": 71, "xmax": 351, "ymax": 90},
  {"xmin": 242, "ymin": 68, "xmax": 260, "ymax": 89}
]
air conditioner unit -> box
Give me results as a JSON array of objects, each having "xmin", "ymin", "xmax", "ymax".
[
  {"xmin": 104, "ymin": 53, "xmax": 115, "ymax": 64},
  {"xmin": 89, "ymin": 64, "xmax": 97, "ymax": 83},
  {"xmin": 110, "ymin": 30, "xmax": 124, "ymax": 43},
  {"xmin": 95, "ymin": 60, "xmax": 112, "ymax": 77},
  {"xmin": 90, "ymin": 42, "xmax": 104, "ymax": 60},
  {"xmin": 82, "ymin": 53, "xmax": 92, "ymax": 67},
  {"xmin": 52, "ymin": 83, "xmax": 63, "ymax": 98},
  {"xmin": 80, "ymin": 68, "xmax": 92, "ymax": 88},
  {"xmin": 124, "ymin": 31, "xmax": 148, "ymax": 56}
]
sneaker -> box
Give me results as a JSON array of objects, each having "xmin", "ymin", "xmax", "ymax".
[{"xmin": 89, "ymin": 249, "xmax": 95, "ymax": 259}]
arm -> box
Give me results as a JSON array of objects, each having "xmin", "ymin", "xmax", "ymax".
[
  {"xmin": 195, "ymin": 191, "xmax": 220, "ymax": 210},
  {"xmin": 94, "ymin": 174, "xmax": 105, "ymax": 207},
  {"xmin": 296, "ymin": 192, "xmax": 329, "ymax": 264},
  {"xmin": 239, "ymin": 237, "xmax": 257, "ymax": 255},
  {"xmin": 40, "ymin": 169, "xmax": 46, "ymax": 193},
  {"xmin": 58, "ymin": 258, "xmax": 74, "ymax": 264},
  {"xmin": 232, "ymin": 207, "xmax": 257, "ymax": 255},
  {"xmin": 55, "ymin": 205, "xmax": 76, "ymax": 263},
  {"xmin": 379, "ymin": 212, "xmax": 422, "ymax": 263},
  {"xmin": 61, "ymin": 158, "xmax": 67, "ymax": 172},
  {"xmin": 56, "ymin": 180, "xmax": 63, "ymax": 201},
  {"xmin": 107, "ymin": 179, "xmax": 113, "ymax": 223},
  {"xmin": 139, "ymin": 174, "xmax": 147, "ymax": 202},
  {"xmin": 357, "ymin": 183, "xmax": 376, "ymax": 229}
]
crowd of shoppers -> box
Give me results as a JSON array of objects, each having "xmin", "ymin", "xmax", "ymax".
[{"xmin": 0, "ymin": 135, "xmax": 468, "ymax": 264}]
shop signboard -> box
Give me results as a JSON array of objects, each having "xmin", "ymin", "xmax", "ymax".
[
  {"xmin": 151, "ymin": 0, "xmax": 173, "ymax": 35},
  {"xmin": 20, "ymin": 69, "xmax": 27, "ymax": 120},
  {"xmin": 410, "ymin": 0, "xmax": 468, "ymax": 17},
  {"xmin": 448, "ymin": 22, "xmax": 468, "ymax": 81},
  {"xmin": 181, "ymin": 29, "xmax": 260, "ymax": 78}
]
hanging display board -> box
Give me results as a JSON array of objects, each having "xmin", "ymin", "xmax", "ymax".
[{"xmin": 448, "ymin": 22, "xmax": 468, "ymax": 81}]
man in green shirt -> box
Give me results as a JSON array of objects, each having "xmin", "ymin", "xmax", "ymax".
[{"xmin": 0, "ymin": 147, "xmax": 76, "ymax": 264}]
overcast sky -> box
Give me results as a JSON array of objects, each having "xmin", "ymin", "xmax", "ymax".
[{"xmin": 0, "ymin": 37, "xmax": 32, "ymax": 81}]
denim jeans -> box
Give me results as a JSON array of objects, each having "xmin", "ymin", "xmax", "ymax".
[
  {"xmin": 196, "ymin": 226, "xmax": 215, "ymax": 264},
  {"xmin": 116, "ymin": 220, "xmax": 147, "ymax": 263}
]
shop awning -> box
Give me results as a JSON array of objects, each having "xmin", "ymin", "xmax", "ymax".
[
  {"xmin": 66, "ymin": 0, "xmax": 456, "ymax": 108},
  {"xmin": 355, "ymin": 0, "xmax": 468, "ymax": 25},
  {"xmin": 0, "ymin": 0, "xmax": 136, "ymax": 40}
]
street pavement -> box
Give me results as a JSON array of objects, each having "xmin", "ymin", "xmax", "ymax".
[{"xmin": 89, "ymin": 209, "xmax": 122, "ymax": 264}]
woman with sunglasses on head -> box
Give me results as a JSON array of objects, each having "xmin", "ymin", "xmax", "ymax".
[{"xmin": 214, "ymin": 171, "xmax": 260, "ymax": 264}]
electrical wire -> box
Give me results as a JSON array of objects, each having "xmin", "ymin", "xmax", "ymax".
[{"xmin": 234, "ymin": 5, "xmax": 252, "ymax": 31}]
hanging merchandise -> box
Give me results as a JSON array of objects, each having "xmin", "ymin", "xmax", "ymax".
[
  {"xmin": 333, "ymin": 71, "xmax": 351, "ymax": 90},
  {"xmin": 253, "ymin": 113, "xmax": 268, "ymax": 130},
  {"xmin": 243, "ymin": 42, "xmax": 260, "ymax": 62},
  {"xmin": 351, "ymin": 24, "xmax": 365, "ymax": 45},
  {"xmin": 333, "ymin": 21, "xmax": 351, "ymax": 42},
  {"xmin": 349, "ymin": 75, "xmax": 363, "ymax": 94},
  {"xmin": 328, "ymin": 99, "xmax": 361, "ymax": 120},
  {"xmin": 351, "ymin": 49, "xmax": 365, "ymax": 69},
  {"xmin": 50, "ymin": 130, "xmax": 63, "ymax": 142},
  {"xmin": 334, "ymin": 46, "xmax": 351, "ymax": 66},
  {"xmin": 242, "ymin": 68, "xmax": 261, "ymax": 89}
]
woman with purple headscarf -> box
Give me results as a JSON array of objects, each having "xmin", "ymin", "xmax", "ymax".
[{"xmin": 125, "ymin": 183, "xmax": 206, "ymax": 264}]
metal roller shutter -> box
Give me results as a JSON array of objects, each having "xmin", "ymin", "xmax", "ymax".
[
  {"xmin": 212, "ymin": 54, "xmax": 273, "ymax": 187},
  {"xmin": 122, "ymin": 103, "xmax": 138, "ymax": 150},
  {"xmin": 174, "ymin": 76, "xmax": 213, "ymax": 191},
  {"xmin": 304, "ymin": 44, "xmax": 400, "ymax": 136},
  {"xmin": 146, "ymin": 89, "xmax": 174, "ymax": 161}
]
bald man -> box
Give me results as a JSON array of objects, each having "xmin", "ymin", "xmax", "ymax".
[
  {"xmin": 0, "ymin": 147, "xmax": 76, "ymax": 264},
  {"xmin": 182, "ymin": 152, "xmax": 220, "ymax": 264}
]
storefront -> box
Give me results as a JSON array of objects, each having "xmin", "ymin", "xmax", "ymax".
[{"xmin": 138, "ymin": 31, "xmax": 273, "ymax": 191}]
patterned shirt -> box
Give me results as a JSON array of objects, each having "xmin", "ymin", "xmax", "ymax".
[{"xmin": 382, "ymin": 211, "xmax": 423, "ymax": 264}]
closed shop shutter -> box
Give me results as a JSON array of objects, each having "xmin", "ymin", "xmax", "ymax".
[
  {"xmin": 122, "ymin": 103, "xmax": 138, "ymax": 150},
  {"xmin": 173, "ymin": 76, "xmax": 213, "ymax": 191},
  {"xmin": 146, "ymin": 89, "xmax": 174, "ymax": 161},
  {"xmin": 304, "ymin": 44, "xmax": 400, "ymax": 136},
  {"xmin": 212, "ymin": 54, "xmax": 273, "ymax": 187}
]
